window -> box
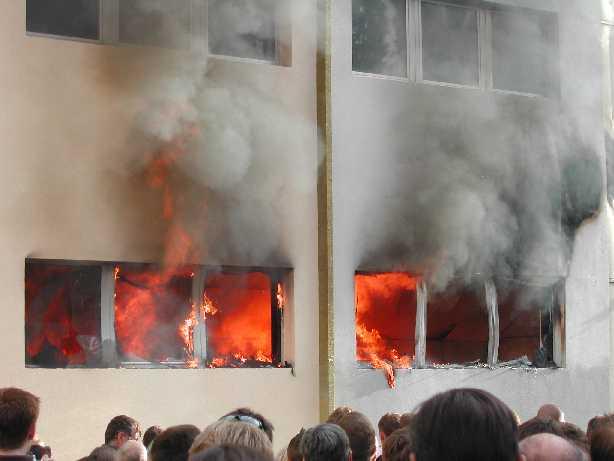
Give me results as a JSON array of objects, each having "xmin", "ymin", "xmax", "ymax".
[
  {"xmin": 352, "ymin": 0, "xmax": 408, "ymax": 78},
  {"xmin": 26, "ymin": 0, "xmax": 100, "ymax": 41},
  {"xmin": 25, "ymin": 259, "xmax": 291, "ymax": 369}
]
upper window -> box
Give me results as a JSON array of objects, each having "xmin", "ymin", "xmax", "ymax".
[{"xmin": 26, "ymin": 0, "xmax": 100, "ymax": 41}]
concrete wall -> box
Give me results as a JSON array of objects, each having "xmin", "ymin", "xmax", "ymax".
[
  {"xmin": 0, "ymin": 2, "xmax": 319, "ymax": 459},
  {"xmin": 331, "ymin": 0, "xmax": 610, "ymax": 429}
]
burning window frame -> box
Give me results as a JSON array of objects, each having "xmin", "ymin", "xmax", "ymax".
[
  {"xmin": 25, "ymin": 258, "xmax": 292, "ymax": 369},
  {"xmin": 354, "ymin": 271, "xmax": 565, "ymax": 375}
]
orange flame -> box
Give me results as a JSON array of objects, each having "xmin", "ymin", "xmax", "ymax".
[{"xmin": 276, "ymin": 283, "xmax": 285, "ymax": 310}]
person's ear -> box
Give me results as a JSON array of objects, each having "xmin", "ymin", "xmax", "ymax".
[{"xmin": 27, "ymin": 422, "xmax": 36, "ymax": 441}]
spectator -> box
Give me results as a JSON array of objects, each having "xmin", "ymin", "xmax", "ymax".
[
  {"xmin": 399, "ymin": 413, "xmax": 414, "ymax": 429},
  {"xmin": 300, "ymin": 424, "xmax": 350, "ymax": 461},
  {"xmin": 327, "ymin": 407, "xmax": 353, "ymax": 426},
  {"xmin": 0, "ymin": 387, "xmax": 40, "ymax": 460},
  {"xmin": 377, "ymin": 413, "xmax": 401, "ymax": 447},
  {"xmin": 382, "ymin": 428, "xmax": 412, "ymax": 461},
  {"xmin": 150, "ymin": 425, "xmax": 200, "ymax": 461},
  {"xmin": 104, "ymin": 415, "xmax": 141, "ymax": 450},
  {"xmin": 519, "ymin": 417, "xmax": 564, "ymax": 441},
  {"xmin": 590, "ymin": 425, "xmax": 614, "ymax": 461},
  {"xmin": 189, "ymin": 445, "xmax": 273, "ymax": 461},
  {"xmin": 537, "ymin": 404, "xmax": 565, "ymax": 422},
  {"xmin": 587, "ymin": 414, "xmax": 614, "ymax": 442},
  {"xmin": 142, "ymin": 426, "xmax": 163, "ymax": 451},
  {"xmin": 410, "ymin": 388, "xmax": 520, "ymax": 461},
  {"xmin": 118, "ymin": 440, "xmax": 146, "ymax": 461},
  {"xmin": 520, "ymin": 433, "xmax": 584, "ymax": 461},
  {"xmin": 337, "ymin": 412, "xmax": 376, "ymax": 461},
  {"xmin": 286, "ymin": 429, "xmax": 304, "ymax": 461},
  {"xmin": 221, "ymin": 409, "xmax": 274, "ymax": 443},
  {"xmin": 89, "ymin": 445, "xmax": 118, "ymax": 461},
  {"xmin": 275, "ymin": 446, "xmax": 287, "ymax": 461},
  {"xmin": 560, "ymin": 422, "xmax": 589, "ymax": 454},
  {"xmin": 190, "ymin": 421, "xmax": 273, "ymax": 459}
]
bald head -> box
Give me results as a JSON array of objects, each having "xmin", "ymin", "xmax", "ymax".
[
  {"xmin": 118, "ymin": 440, "xmax": 147, "ymax": 461},
  {"xmin": 520, "ymin": 434, "xmax": 583, "ymax": 461},
  {"xmin": 537, "ymin": 404, "xmax": 564, "ymax": 422}
]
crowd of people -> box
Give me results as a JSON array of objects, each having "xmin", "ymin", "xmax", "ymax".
[{"xmin": 1, "ymin": 386, "xmax": 614, "ymax": 460}]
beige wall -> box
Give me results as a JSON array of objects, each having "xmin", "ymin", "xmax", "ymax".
[{"xmin": 0, "ymin": 2, "xmax": 320, "ymax": 459}]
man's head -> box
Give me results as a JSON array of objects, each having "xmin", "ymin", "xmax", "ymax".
[
  {"xmin": 377, "ymin": 413, "xmax": 401, "ymax": 444},
  {"xmin": 90, "ymin": 445, "xmax": 119, "ymax": 461},
  {"xmin": 0, "ymin": 387, "xmax": 40, "ymax": 453},
  {"xmin": 337, "ymin": 412, "xmax": 376, "ymax": 461},
  {"xmin": 382, "ymin": 428, "xmax": 413, "ymax": 461},
  {"xmin": 590, "ymin": 425, "xmax": 614, "ymax": 461},
  {"xmin": 150, "ymin": 425, "xmax": 200, "ymax": 461},
  {"xmin": 143, "ymin": 426, "xmax": 163, "ymax": 450},
  {"xmin": 537, "ymin": 404, "xmax": 564, "ymax": 422},
  {"xmin": 300, "ymin": 424, "xmax": 351, "ymax": 461},
  {"xmin": 221, "ymin": 408, "xmax": 274, "ymax": 442},
  {"xmin": 587, "ymin": 413, "xmax": 614, "ymax": 442},
  {"xmin": 327, "ymin": 407, "xmax": 353, "ymax": 426},
  {"xmin": 519, "ymin": 433, "xmax": 584, "ymax": 461},
  {"xmin": 410, "ymin": 388, "xmax": 520, "ymax": 461},
  {"xmin": 189, "ymin": 445, "xmax": 274, "ymax": 461},
  {"xmin": 399, "ymin": 413, "xmax": 414, "ymax": 429},
  {"xmin": 105, "ymin": 415, "xmax": 141, "ymax": 448},
  {"xmin": 286, "ymin": 428, "xmax": 304, "ymax": 461},
  {"xmin": 118, "ymin": 440, "xmax": 147, "ymax": 461},
  {"xmin": 190, "ymin": 421, "xmax": 273, "ymax": 458},
  {"xmin": 519, "ymin": 417, "xmax": 564, "ymax": 441}
]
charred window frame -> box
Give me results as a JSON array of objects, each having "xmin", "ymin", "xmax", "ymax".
[
  {"xmin": 25, "ymin": 0, "xmax": 291, "ymax": 66},
  {"xmin": 25, "ymin": 258, "xmax": 292, "ymax": 369},
  {"xmin": 354, "ymin": 272, "xmax": 565, "ymax": 369}
]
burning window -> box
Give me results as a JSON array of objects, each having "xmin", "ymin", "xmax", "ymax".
[
  {"xmin": 26, "ymin": 0, "xmax": 100, "ymax": 41},
  {"xmin": 25, "ymin": 259, "xmax": 290, "ymax": 369}
]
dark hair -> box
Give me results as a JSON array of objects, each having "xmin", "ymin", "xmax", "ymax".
[
  {"xmin": 105, "ymin": 415, "xmax": 140, "ymax": 445},
  {"xmin": 587, "ymin": 414, "xmax": 614, "ymax": 441},
  {"xmin": 327, "ymin": 407, "xmax": 353, "ymax": 426},
  {"xmin": 89, "ymin": 445, "xmax": 118, "ymax": 461},
  {"xmin": 150, "ymin": 425, "xmax": 200, "ymax": 461},
  {"xmin": 560, "ymin": 422, "xmax": 589, "ymax": 454},
  {"xmin": 29, "ymin": 443, "xmax": 52, "ymax": 460},
  {"xmin": 399, "ymin": 413, "xmax": 414, "ymax": 428},
  {"xmin": 337, "ymin": 412, "xmax": 376, "ymax": 461},
  {"xmin": 189, "ymin": 444, "xmax": 273, "ymax": 461},
  {"xmin": 519, "ymin": 417, "xmax": 565, "ymax": 441},
  {"xmin": 378, "ymin": 413, "xmax": 402, "ymax": 438},
  {"xmin": 300, "ymin": 424, "xmax": 350, "ymax": 461},
  {"xmin": 143, "ymin": 425, "xmax": 164, "ymax": 449},
  {"xmin": 591, "ymin": 426, "xmax": 614, "ymax": 461},
  {"xmin": 286, "ymin": 428, "xmax": 305, "ymax": 461},
  {"xmin": 222, "ymin": 408, "xmax": 274, "ymax": 442},
  {"xmin": 411, "ymin": 388, "xmax": 519, "ymax": 461},
  {"xmin": 0, "ymin": 387, "xmax": 40, "ymax": 450},
  {"xmin": 382, "ymin": 428, "xmax": 413, "ymax": 461}
]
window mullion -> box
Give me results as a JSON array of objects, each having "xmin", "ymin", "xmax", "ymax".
[
  {"xmin": 478, "ymin": 8, "xmax": 493, "ymax": 90},
  {"xmin": 411, "ymin": 0, "xmax": 423, "ymax": 82},
  {"xmin": 100, "ymin": 263, "xmax": 118, "ymax": 367},
  {"xmin": 485, "ymin": 279, "xmax": 499, "ymax": 366},
  {"xmin": 415, "ymin": 280, "xmax": 427, "ymax": 368},
  {"xmin": 100, "ymin": 0, "xmax": 119, "ymax": 44},
  {"xmin": 192, "ymin": 267, "xmax": 207, "ymax": 366},
  {"xmin": 553, "ymin": 280, "xmax": 566, "ymax": 367}
]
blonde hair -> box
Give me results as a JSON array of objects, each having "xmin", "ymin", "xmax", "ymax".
[
  {"xmin": 276, "ymin": 446, "xmax": 288, "ymax": 461},
  {"xmin": 190, "ymin": 420, "xmax": 273, "ymax": 458}
]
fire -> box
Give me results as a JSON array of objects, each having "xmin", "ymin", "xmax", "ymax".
[
  {"xmin": 179, "ymin": 307, "xmax": 199, "ymax": 368},
  {"xmin": 355, "ymin": 272, "xmax": 418, "ymax": 388},
  {"xmin": 276, "ymin": 283, "xmax": 285, "ymax": 310},
  {"xmin": 201, "ymin": 293, "xmax": 218, "ymax": 318}
]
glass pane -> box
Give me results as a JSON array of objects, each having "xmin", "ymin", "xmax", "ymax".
[
  {"xmin": 352, "ymin": 0, "xmax": 408, "ymax": 77},
  {"xmin": 119, "ymin": 0, "xmax": 192, "ymax": 49},
  {"xmin": 421, "ymin": 2, "xmax": 479, "ymax": 86},
  {"xmin": 25, "ymin": 262, "xmax": 102, "ymax": 368},
  {"xmin": 204, "ymin": 272, "xmax": 273, "ymax": 367},
  {"xmin": 26, "ymin": 0, "xmax": 99, "ymax": 40},
  {"xmin": 426, "ymin": 283, "xmax": 489, "ymax": 365},
  {"xmin": 492, "ymin": 9, "xmax": 558, "ymax": 97},
  {"xmin": 355, "ymin": 273, "xmax": 417, "ymax": 368},
  {"xmin": 208, "ymin": 0, "xmax": 277, "ymax": 62}
]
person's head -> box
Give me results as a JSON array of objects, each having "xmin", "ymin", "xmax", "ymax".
[
  {"xmin": 286, "ymin": 428, "xmax": 304, "ymax": 461},
  {"xmin": 519, "ymin": 433, "xmax": 584, "ymax": 461},
  {"xmin": 590, "ymin": 425, "xmax": 614, "ymax": 461},
  {"xmin": 410, "ymin": 388, "xmax": 520, "ymax": 461},
  {"xmin": 189, "ymin": 445, "xmax": 274, "ymax": 461},
  {"xmin": 587, "ymin": 413, "xmax": 614, "ymax": 442},
  {"xmin": 327, "ymin": 407, "xmax": 353, "ymax": 426},
  {"xmin": 382, "ymin": 428, "xmax": 413, "ymax": 461},
  {"xmin": 143, "ymin": 426, "xmax": 163, "ymax": 450},
  {"xmin": 560, "ymin": 422, "xmax": 589, "ymax": 454},
  {"xmin": 105, "ymin": 415, "xmax": 141, "ymax": 448},
  {"xmin": 150, "ymin": 425, "xmax": 200, "ymax": 461},
  {"xmin": 118, "ymin": 440, "xmax": 146, "ymax": 461},
  {"xmin": 537, "ymin": 404, "xmax": 564, "ymax": 422},
  {"xmin": 190, "ymin": 420, "xmax": 273, "ymax": 458},
  {"xmin": 337, "ymin": 412, "xmax": 376, "ymax": 461},
  {"xmin": 399, "ymin": 413, "xmax": 414, "ymax": 429},
  {"xmin": 90, "ymin": 445, "xmax": 119, "ymax": 461},
  {"xmin": 221, "ymin": 408, "xmax": 274, "ymax": 442},
  {"xmin": 519, "ymin": 417, "xmax": 565, "ymax": 441},
  {"xmin": 300, "ymin": 424, "xmax": 351, "ymax": 461},
  {"xmin": 0, "ymin": 387, "xmax": 40, "ymax": 454},
  {"xmin": 377, "ymin": 413, "xmax": 401, "ymax": 444}
]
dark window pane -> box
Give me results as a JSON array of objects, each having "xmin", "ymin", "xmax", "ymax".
[
  {"xmin": 26, "ymin": 0, "xmax": 99, "ymax": 40},
  {"xmin": 119, "ymin": 0, "xmax": 191, "ymax": 49},
  {"xmin": 421, "ymin": 2, "xmax": 479, "ymax": 86},
  {"xmin": 208, "ymin": 0, "xmax": 277, "ymax": 62},
  {"xmin": 492, "ymin": 9, "xmax": 559, "ymax": 97},
  {"xmin": 426, "ymin": 283, "xmax": 489, "ymax": 365},
  {"xmin": 25, "ymin": 261, "xmax": 102, "ymax": 368},
  {"xmin": 352, "ymin": 0, "xmax": 408, "ymax": 77}
]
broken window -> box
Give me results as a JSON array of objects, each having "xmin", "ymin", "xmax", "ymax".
[
  {"xmin": 352, "ymin": 0, "xmax": 408, "ymax": 78},
  {"xmin": 26, "ymin": 0, "xmax": 100, "ymax": 41}
]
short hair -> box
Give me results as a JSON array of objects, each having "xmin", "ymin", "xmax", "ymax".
[
  {"xmin": 378, "ymin": 413, "xmax": 401, "ymax": 438},
  {"xmin": 519, "ymin": 417, "xmax": 565, "ymax": 440},
  {"xmin": 189, "ymin": 445, "xmax": 274, "ymax": 461},
  {"xmin": 300, "ymin": 424, "xmax": 351, "ymax": 461},
  {"xmin": 286, "ymin": 428, "xmax": 304, "ymax": 461},
  {"xmin": 118, "ymin": 440, "xmax": 147, "ymax": 461},
  {"xmin": 105, "ymin": 415, "xmax": 140, "ymax": 445},
  {"xmin": 190, "ymin": 420, "xmax": 273, "ymax": 458},
  {"xmin": 591, "ymin": 426, "xmax": 614, "ymax": 461},
  {"xmin": 90, "ymin": 445, "xmax": 119, "ymax": 461},
  {"xmin": 150, "ymin": 425, "xmax": 200, "ymax": 461},
  {"xmin": 399, "ymin": 413, "xmax": 414, "ymax": 428},
  {"xmin": 327, "ymin": 407, "xmax": 353, "ymax": 425},
  {"xmin": 143, "ymin": 426, "xmax": 163, "ymax": 449},
  {"xmin": 382, "ymin": 428, "xmax": 413, "ymax": 461},
  {"xmin": 537, "ymin": 404, "xmax": 564, "ymax": 422},
  {"xmin": 411, "ymin": 388, "xmax": 519, "ymax": 461},
  {"xmin": 0, "ymin": 387, "xmax": 40, "ymax": 450},
  {"xmin": 587, "ymin": 413, "xmax": 614, "ymax": 441},
  {"xmin": 221, "ymin": 408, "xmax": 274, "ymax": 442},
  {"xmin": 560, "ymin": 422, "xmax": 589, "ymax": 454},
  {"xmin": 337, "ymin": 412, "xmax": 376, "ymax": 461},
  {"xmin": 520, "ymin": 433, "xmax": 584, "ymax": 461}
]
